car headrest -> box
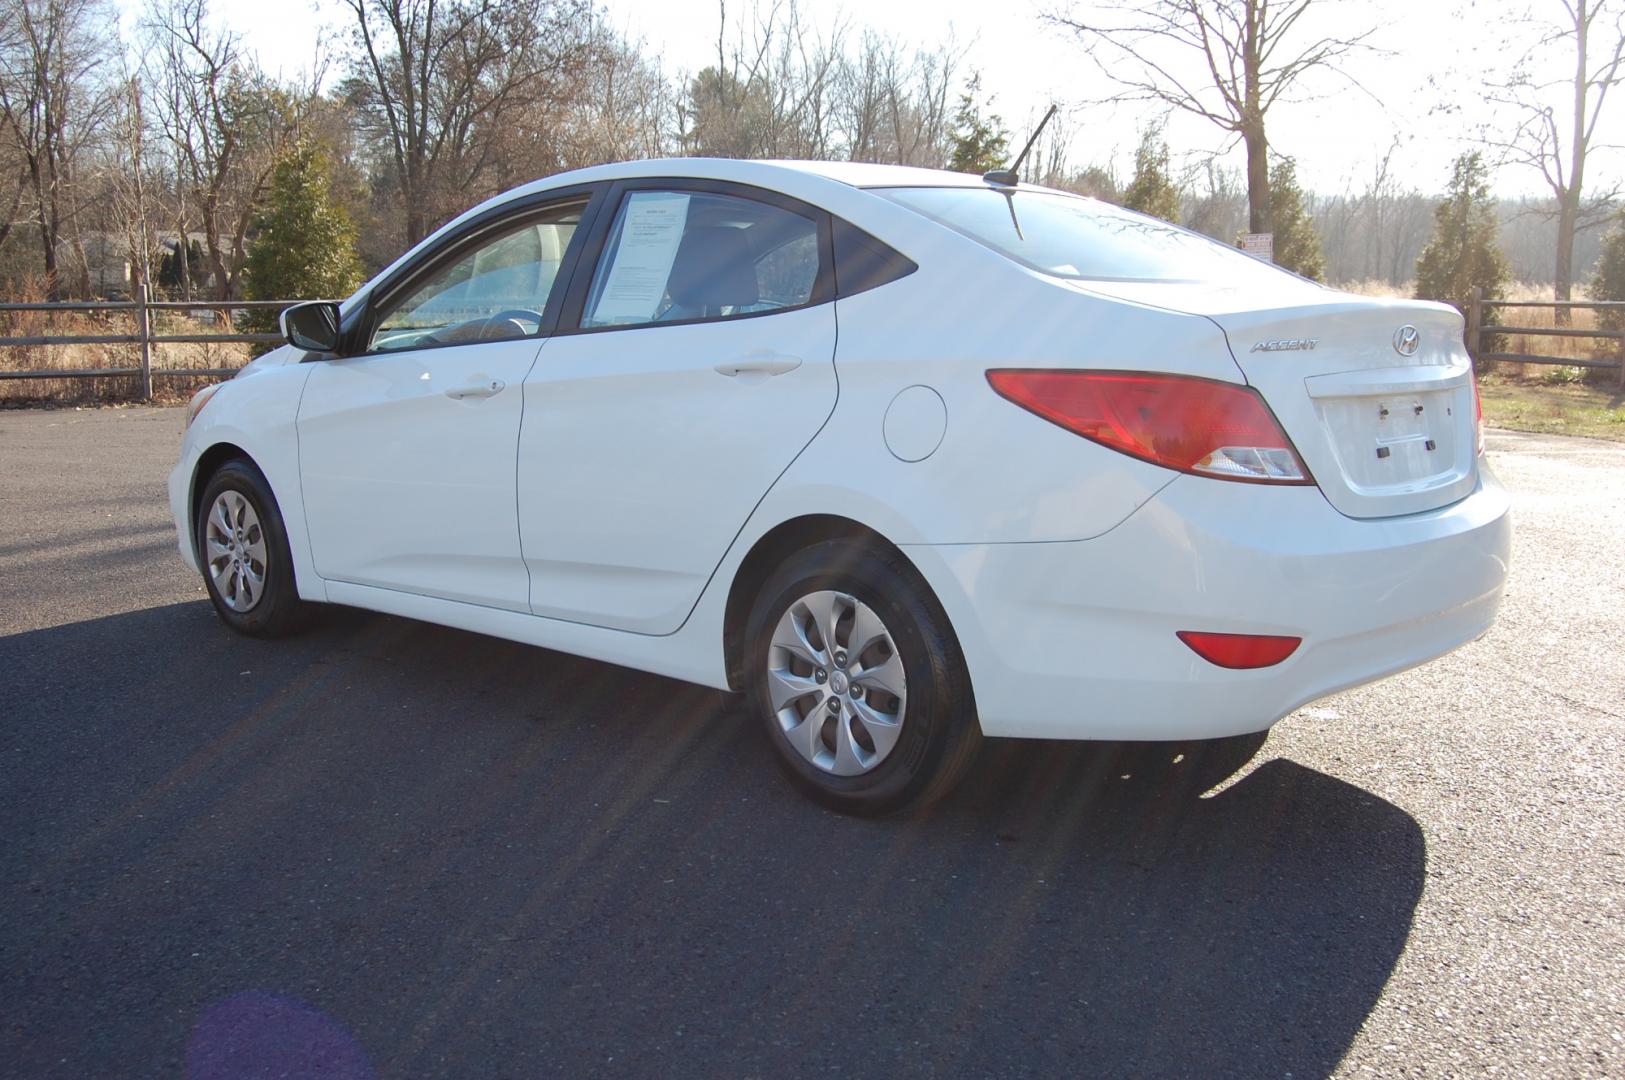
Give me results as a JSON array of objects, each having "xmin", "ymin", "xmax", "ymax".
[{"xmin": 666, "ymin": 226, "xmax": 758, "ymax": 310}]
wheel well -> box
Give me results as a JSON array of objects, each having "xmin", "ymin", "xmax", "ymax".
[
  {"xmin": 189, "ymin": 442, "xmax": 253, "ymax": 555},
  {"xmin": 723, "ymin": 514, "xmax": 905, "ymax": 691}
]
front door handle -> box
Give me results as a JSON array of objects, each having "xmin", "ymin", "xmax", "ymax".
[
  {"xmin": 714, "ymin": 352, "xmax": 802, "ymax": 378},
  {"xmin": 445, "ymin": 379, "xmax": 505, "ymax": 400}
]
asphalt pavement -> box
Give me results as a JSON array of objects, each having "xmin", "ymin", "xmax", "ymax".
[{"xmin": 1, "ymin": 406, "xmax": 1621, "ymax": 1078}]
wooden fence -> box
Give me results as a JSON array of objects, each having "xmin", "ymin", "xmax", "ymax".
[
  {"xmin": 0, "ymin": 284, "xmax": 289, "ymax": 398},
  {"xmin": 1466, "ymin": 287, "xmax": 1625, "ymax": 389},
  {"xmin": 4, "ymin": 284, "xmax": 1621, "ymax": 400}
]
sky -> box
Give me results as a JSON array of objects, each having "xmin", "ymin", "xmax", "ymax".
[{"xmin": 111, "ymin": 0, "xmax": 1622, "ymax": 200}]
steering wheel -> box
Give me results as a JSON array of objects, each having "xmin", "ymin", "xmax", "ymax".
[{"xmin": 479, "ymin": 309, "xmax": 546, "ymax": 341}]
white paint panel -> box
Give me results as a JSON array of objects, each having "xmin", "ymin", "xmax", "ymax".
[
  {"xmin": 297, "ymin": 341, "xmax": 544, "ymax": 611},
  {"xmin": 519, "ymin": 304, "xmax": 838, "ymax": 634}
]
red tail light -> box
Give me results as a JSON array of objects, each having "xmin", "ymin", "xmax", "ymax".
[
  {"xmin": 986, "ymin": 370, "xmax": 1312, "ymax": 484},
  {"xmin": 1177, "ymin": 631, "xmax": 1302, "ymax": 669}
]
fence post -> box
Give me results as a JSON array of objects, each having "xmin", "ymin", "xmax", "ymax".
[
  {"xmin": 1465, "ymin": 286, "xmax": 1482, "ymax": 366},
  {"xmin": 136, "ymin": 282, "xmax": 153, "ymax": 401},
  {"xmin": 1617, "ymin": 325, "xmax": 1624, "ymax": 392}
]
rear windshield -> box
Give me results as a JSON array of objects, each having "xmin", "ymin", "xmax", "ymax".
[{"xmin": 875, "ymin": 186, "xmax": 1295, "ymax": 285}]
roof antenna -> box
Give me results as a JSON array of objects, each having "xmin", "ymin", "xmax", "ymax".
[{"xmin": 984, "ymin": 104, "xmax": 1058, "ymax": 187}]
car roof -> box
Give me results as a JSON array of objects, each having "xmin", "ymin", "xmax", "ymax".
[
  {"xmin": 743, "ymin": 160, "xmax": 994, "ymax": 189},
  {"xmin": 502, "ymin": 157, "xmax": 996, "ymax": 198},
  {"xmin": 346, "ymin": 159, "xmax": 1036, "ymax": 314}
]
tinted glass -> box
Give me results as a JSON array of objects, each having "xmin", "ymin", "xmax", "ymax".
[
  {"xmin": 876, "ymin": 187, "xmax": 1296, "ymax": 285},
  {"xmin": 832, "ymin": 217, "xmax": 917, "ymax": 296},
  {"xmin": 581, "ymin": 191, "xmax": 821, "ymax": 329},
  {"xmin": 370, "ymin": 201, "xmax": 584, "ymax": 352}
]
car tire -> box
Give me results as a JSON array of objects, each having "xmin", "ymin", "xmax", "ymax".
[
  {"xmin": 743, "ymin": 539, "xmax": 982, "ymax": 816},
  {"xmin": 195, "ymin": 459, "xmax": 311, "ymax": 638}
]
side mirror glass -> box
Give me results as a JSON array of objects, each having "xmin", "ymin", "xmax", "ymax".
[{"xmin": 280, "ymin": 301, "xmax": 342, "ymax": 354}]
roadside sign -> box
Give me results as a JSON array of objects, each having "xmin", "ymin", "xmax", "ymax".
[{"xmin": 1239, "ymin": 232, "xmax": 1274, "ymax": 262}]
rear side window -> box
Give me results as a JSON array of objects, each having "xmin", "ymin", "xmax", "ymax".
[
  {"xmin": 832, "ymin": 217, "xmax": 916, "ymax": 297},
  {"xmin": 581, "ymin": 190, "xmax": 822, "ymax": 329},
  {"xmin": 875, "ymin": 186, "xmax": 1292, "ymax": 285}
]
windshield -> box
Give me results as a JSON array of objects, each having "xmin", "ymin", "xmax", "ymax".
[{"xmin": 875, "ymin": 186, "xmax": 1299, "ymax": 286}]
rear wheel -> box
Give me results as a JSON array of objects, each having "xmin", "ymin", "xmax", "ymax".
[
  {"xmin": 744, "ymin": 540, "xmax": 981, "ymax": 816},
  {"xmin": 196, "ymin": 460, "xmax": 311, "ymax": 637}
]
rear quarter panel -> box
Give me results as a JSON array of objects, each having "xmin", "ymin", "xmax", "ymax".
[{"xmin": 764, "ymin": 223, "xmax": 1252, "ymax": 545}]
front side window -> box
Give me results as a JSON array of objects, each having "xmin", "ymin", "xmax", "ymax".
[
  {"xmin": 581, "ymin": 190, "xmax": 821, "ymax": 329},
  {"xmin": 370, "ymin": 200, "xmax": 585, "ymax": 352},
  {"xmin": 875, "ymin": 186, "xmax": 1295, "ymax": 285}
]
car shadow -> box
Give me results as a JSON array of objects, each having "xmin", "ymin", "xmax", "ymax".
[{"xmin": 2, "ymin": 602, "xmax": 1424, "ymax": 1079}]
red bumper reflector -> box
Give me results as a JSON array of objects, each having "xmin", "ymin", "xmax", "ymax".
[{"xmin": 1177, "ymin": 631, "xmax": 1302, "ymax": 669}]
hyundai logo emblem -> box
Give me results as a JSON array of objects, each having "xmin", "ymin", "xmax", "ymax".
[{"xmin": 1393, "ymin": 325, "xmax": 1420, "ymax": 356}]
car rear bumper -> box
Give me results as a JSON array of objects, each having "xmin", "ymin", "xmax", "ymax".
[{"xmin": 904, "ymin": 463, "xmax": 1512, "ymax": 741}]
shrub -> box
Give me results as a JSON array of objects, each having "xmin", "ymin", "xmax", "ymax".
[
  {"xmin": 1416, "ymin": 152, "xmax": 1509, "ymax": 368},
  {"xmin": 241, "ymin": 140, "xmax": 364, "ymax": 351},
  {"xmin": 1588, "ymin": 210, "xmax": 1625, "ymax": 334},
  {"xmin": 948, "ymin": 77, "xmax": 1009, "ymax": 176},
  {"xmin": 1269, "ymin": 157, "xmax": 1324, "ymax": 281},
  {"xmin": 1122, "ymin": 129, "xmax": 1181, "ymax": 224}
]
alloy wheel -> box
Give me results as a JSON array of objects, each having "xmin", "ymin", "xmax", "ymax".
[
  {"xmin": 766, "ymin": 590, "xmax": 908, "ymax": 776},
  {"xmin": 204, "ymin": 490, "xmax": 267, "ymax": 613}
]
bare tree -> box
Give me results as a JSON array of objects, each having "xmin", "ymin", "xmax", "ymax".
[
  {"xmin": 0, "ymin": 0, "xmax": 115, "ymax": 297},
  {"xmin": 554, "ymin": 22, "xmax": 673, "ymax": 168},
  {"xmin": 1301, "ymin": 142, "xmax": 1437, "ymax": 287},
  {"xmin": 107, "ymin": 72, "xmax": 157, "ymax": 294},
  {"xmin": 682, "ymin": 2, "xmax": 848, "ymax": 160},
  {"xmin": 680, "ymin": 5, "xmax": 963, "ymax": 168},
  {"xmin": 0, "ymin": 113, "xmax": 24, "ymax": 247},
  {"xmin": 1182, "ymin": 159, "xmax": 1247, "ymax": 240},
  {"xmin": 1044, "ymin": 0, "xmax": 1376, "ymax": 233},
  {"xmin": 732, "ymin": 1, "xmax": 845, "ymax": 157},
  {"xmin": 1482, "ymin": 0, "xmax": 1625, "ymax": 312},
  {"xmin": 147, "ymin": 0, "xmax": 304, "ymax": 300},
  {"xmin": 341, "ymin": 0, "xmax": 596, "ymax": 247},
  {"xmin": 834, "ymin": 29, "xmax": 892, "ymax": 161},
  {"xmin": 1497, "ymin": 195, "xmax": 1610, "ymax": 282},
  {"xmin": 885, "ymin": 46, "xmax": 958, "ymax": 166}
]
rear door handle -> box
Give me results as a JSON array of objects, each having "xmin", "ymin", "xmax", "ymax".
[
  {"xmin": 445, "ymin": 379, "xmax": 505, "ymax": 400},
  {"xmin": 714, "ymin": 353, "xmax": 802, "ymax": 378}
]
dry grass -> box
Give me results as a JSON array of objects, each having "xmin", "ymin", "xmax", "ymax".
[
  {"xmin": 1335, "ymin": 280, "xmax": 1625, "ymax": 439},
  {"xmin": 1334, "ymin": 279, "xmax": 1414, "ymax": 299},
  {"xmin": 1477, "ymin": 374, "xmax": 1625, "ymax": 442},
  {"xmin": 0, "ymin": 302, "xmax": 252, "ymax": 406},
  {"xmin": 8, "ymin": 278, "xmax": 1618, "ymax": 409},
  {"xmin": 1336, "ymin": 279, "xmax": 1623, "ymax": 376},
  {"xmin": 1287, "ymin": 280, "xmax": 1625, "ymax": 439}
]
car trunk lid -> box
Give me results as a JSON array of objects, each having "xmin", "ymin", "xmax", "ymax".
[{"xmin": 1068, "ymin": 279, "xmax": 1478, "ymax": 518}]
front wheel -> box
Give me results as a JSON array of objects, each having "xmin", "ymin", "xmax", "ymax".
[
  {"xmin": 744, "ymin": 541, "xmax": 981, "ymax": 816},
  {"xmin": 195, "ymin": 459, "xmax": 311, "ymax": 637}
]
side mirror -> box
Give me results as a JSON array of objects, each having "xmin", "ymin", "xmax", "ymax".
[{"xmin": 280, "ymin": 301, "xmax": 342, "ymax": 354}]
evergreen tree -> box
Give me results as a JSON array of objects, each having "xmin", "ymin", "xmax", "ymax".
[
  {"xmin": 1121, "ymin": 130, "xmax": 1180, "ymax": 224},
  {"xmin": 948, "ymin": 77, "xmax": 1009, "ymax": 175},
  {"xmin": 241, "ymin": 140, "xmax": 364, "ymax": 346},
  {"xmin": 1588, "ymin": 210, "xmax": 1625, "ymax": 333},
  {"xmin": 683, "ymin": 67, "xmax": 771, "ymax": 158},
  {"xmin": 1415, "ymin": 153, "xmax": 1510, "ymax": 365},
  {"xmin": 1268, "ymin": 157, "xmax": 1324, "ymax": 281},
  {"xmin": 1066, "ymin": 164, "xmax": 1120, "ymax": 203},
  {"xmin": 157, "ymin": 239, "xmax": 206, "ymax": 291}
]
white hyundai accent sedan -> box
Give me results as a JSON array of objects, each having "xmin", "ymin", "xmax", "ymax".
[{"xmin": 169, "ymin": 158, "xmax": 1512, "ymax": 814}]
